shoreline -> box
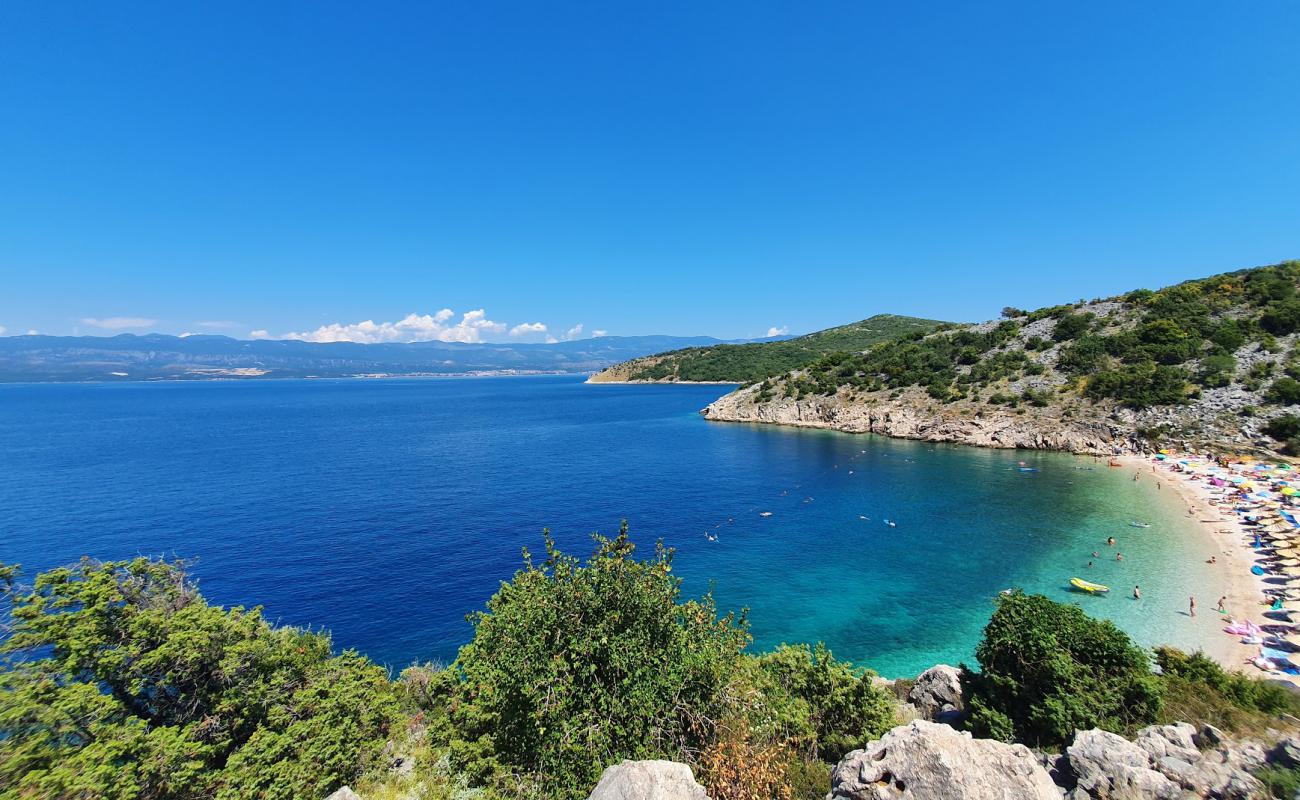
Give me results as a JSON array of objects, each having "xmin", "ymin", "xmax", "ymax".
[{"xmin": 1118, "ymin": 454, "xmax": 1283, "ymax": 680}]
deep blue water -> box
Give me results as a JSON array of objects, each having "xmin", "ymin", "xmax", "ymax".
[{"xmin": 0, "ymin": 376, "xmax": 1225, "ymax": 676}]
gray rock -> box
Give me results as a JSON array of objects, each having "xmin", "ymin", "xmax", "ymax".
[
  {"xmin": 325, "ymin": 788, "xmax": 361, "ymax": 800},
  {"xmin": 1135, "ymin": 723, "xmax": 1200, "ymax": 764},
  {"xmin": 1195, "ymin": 724, "xmax": 1226, "ymax": 748},
  {"xmin": 587, "ymin": 760, "xmax": 709, "ymax": 800},
  {"xmin": 906, "ymin": 665, "xmax": 964, "ymax": 722},
  {"xmin": 1064, "ymin": 729, "xmax": 1180, "ymax": 800},
  {"xmin": 1272, "ymin": 736, "xmax": 1300, "ymax": 769},
  {"xmin": 828, "ymin": 720, "xmax": 1059, "ymax": 799}
]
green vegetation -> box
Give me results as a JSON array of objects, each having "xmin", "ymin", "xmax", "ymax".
[
  {"xmin": 963, "ymin": 592, "xmax": 1163, "ymax": 748},
  {"xmin": 603, "ymin": 314, "xmax": 943, "ymax": 384},
  {"xmin": 8, "ymin": 553, "xmax": 1299, "ymax": 799},
  {"xmin": 0, "ymin": 559, "xmax": 398, "ymax": 800},
  {"xmin": 1, "ymin": 534, "xmax": 898, "ymax": 800},
  {"xmin": 1154, "ymin": 647, "xmax": 1300, "ymax": 731},
  {"xmin": 771, "ymin": 261, "xmax": 1300, "ymax": 411}
]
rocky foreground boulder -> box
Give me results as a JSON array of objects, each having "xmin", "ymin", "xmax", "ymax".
[
  {"xmin": 828, "ymin": 720, "xmax": 1061, "ymax": 799},
  {"xmin": 906, "ymin": 664, "xmax": 964, "ymax": 723},
  {"xmin": 587, "ymin": 760, "xmax": 709, "ymax": 800},
  {"xmin": 1057, "ymin": 724, "xmax": 1265, "ymax": 799}
]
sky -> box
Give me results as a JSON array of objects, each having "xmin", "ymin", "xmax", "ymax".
[{"xmin": 1, "ymin": 2, "xmax": 1298, "ymax": 343}]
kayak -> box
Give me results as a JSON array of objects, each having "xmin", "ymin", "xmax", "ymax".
[{"xmin": 1070, "ymin": 577, "xmax": 1110, "ymax": 594}]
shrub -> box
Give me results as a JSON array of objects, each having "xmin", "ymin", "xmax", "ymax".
[
  {"xmin": 1261, "ymin": 299, "xmax": 1300, "ymax": 335},
  {"xmin": 1267, "ymin": 377, "xmax": 1300, "ymax": 405},
  {"xmin": 0, "ymin": 558, "xmax": 398, "ymax": 800},
  {"xmin": 753, "ymin": 643, "xmax": 897, "ymax": 762},
  {"xmin": 963, "ymin": 593, "xmax": 1162, "ymax": 748},
  {"xmin": 446, "ymin": 526, "xmax": 750, "ymax": 799},
  {"xmin": 1086, "ymin": 362, "xmax": 1190, "ymax": 408},
  {"xmin": 1155, "ymin": 648, "xmax": 1300, "ymax": 733},
  {"xmin": 1264, "ymin": 414, "xmax": 1300, "ymax": 442},
  {"xmin": 1052, "ymin": 311, "xmax": 1093, "ymax": 342}
]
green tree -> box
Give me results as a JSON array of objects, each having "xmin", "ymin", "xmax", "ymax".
[
  {"xmin": 447, "ymin": 526, "xmax": 750, "ymax": 799},
  {"xmin": 963, "ymin": 592, "xmax": 1162, "ymax": 748},
  {"xmin": 0, "ymin": 558, "xmax": 398, "ymax": 800}
]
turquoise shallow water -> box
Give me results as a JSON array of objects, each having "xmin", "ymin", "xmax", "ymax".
[{"xmin": 0, "ymin": 377, "xmax": 1228, "ymax": 677}]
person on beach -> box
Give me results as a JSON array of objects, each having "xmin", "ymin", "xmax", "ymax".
[
  {"xmin": 1134, "ymin": 585, "xmax": 1141, "ymax": 600},
  {"xmin": 1107, "ymin": 536, "xmax": 1116, "ymax": 546},
  {"xmin": 1206, "ymin": 555, "xmax": 1217, "ymax": 564},
  {"xmin": 1217, "ymin": 596, "xmax": 1227, "ymax": 614},
  {"xmin": 1190, "ymin": 596, "xmax": 1197, "ymax": 617}
]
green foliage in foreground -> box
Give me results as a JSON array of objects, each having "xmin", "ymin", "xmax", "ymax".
[
  {"xmin": 431, "ymin": 525, "xmax": 898, "ymax": 799},
  {"xmin": 1, "ymin": 535, "xmax": 899, "ymax": 800},
  {"xmin": 0, "ymin": 558, "xmax": 399, "ymax": 800},
  {"xmin": 1155, "ymin": 647, "xmax": 1300, "ymax": 730},
  {"xmin": 963, "ymin": 592, "xmax": 1163, "ymax": 748},
  {"xmin": 618, "ymin": 314, "xmax": 944, "ymax": 383}
]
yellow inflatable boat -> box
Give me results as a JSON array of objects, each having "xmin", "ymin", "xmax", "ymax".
[{"xmin": 1070, "ymin": 577, "xmax": 1110, "ymax": 594}]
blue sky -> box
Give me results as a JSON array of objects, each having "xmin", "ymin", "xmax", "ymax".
[{"xmin": 1, "ymin": 2, "xmax": 1297, "ymax": 342}]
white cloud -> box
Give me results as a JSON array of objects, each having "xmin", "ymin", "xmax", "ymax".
[
  {"xmin": 564, "ymin": 324, "xmax": 584, "ymax": 340},
  {"xmin": 766, "ymin": 325, "xmax": 790, "ymax": 337},
  {"xmin": 0, "ymin": 325, "xmax": 6, "ymax": 336},
  {"xmin": 509, "ymin": 322, "xmax": 548, "ymax": 337},
  {"xmin": 249, "ymin": 329, "xmax": 272, "ymax": 340},
  {"xmin": 545, "ymin": 335, "xmax": 559, "ymax": 344},
  {"xmin": 179, "ymin": 332, "xmax": 194, "ymax": 338},
  {"xmin": 592, "ymin": 330, "xmax": 608, "ymax": 338},
  {"xmin": 195, "ymin": 320, "xmax": 239, "ymax": 329},
  {"xmin": 26, "ymin": 329, "xmax": 39, "ymax": 336},
  {"xmin": 81, "ymin": 316, "xmax": 159, "ymax": 330},
  {"xmin": 272, "ymin": 309, "xmax": 509, "ymax": 344}
]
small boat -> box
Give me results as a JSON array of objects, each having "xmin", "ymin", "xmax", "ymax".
[
  {"xmin": 1129, "ymin": 521, "xmax": 1151, "ymax": 528},
  {"xmin": 759, "ymin": 511, "xmax": 773, "ymax": 517},
  {"xmin": 1070, "ymin": 577, "xmax": 1110, "ymax": 594}
]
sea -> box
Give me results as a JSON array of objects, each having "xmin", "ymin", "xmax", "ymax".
[{"xmin": 0, "ymin": 375, "xmax": 1228, "ymax": 677}]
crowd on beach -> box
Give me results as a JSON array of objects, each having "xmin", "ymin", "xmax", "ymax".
[{"xmin": 1147, "ymin": 450, "xmax": 1300, "ymax": 679}]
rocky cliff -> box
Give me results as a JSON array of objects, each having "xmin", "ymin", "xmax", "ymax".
[{"xmin": 703, "ymin": 383, "xmax": 1141, "ymax": 454}]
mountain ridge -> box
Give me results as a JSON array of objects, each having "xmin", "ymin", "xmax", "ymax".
[
  {"xmin": 587, "ymin": 314, "xmax": 945, "ymax": 384},
  {"xmin": 0, "ymin": 332, "xmax": 783, "ymax": 383}
]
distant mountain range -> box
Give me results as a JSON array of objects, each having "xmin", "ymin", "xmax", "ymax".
[{"xmin": 0, "ymin": 332, "xmax": 786, "ymax": 382}]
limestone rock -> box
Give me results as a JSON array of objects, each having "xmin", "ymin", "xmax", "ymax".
[
  {"xmin": 587, "ymin": 760, "xmax": 709, "ymax": 800},
  {"xmin": 1135, "ymin": 723, "xmax": 1200, "ymax": 764},
  {"xmin": 827, "ymin": 720, "xmax": 1059, "ymax": 799},
  {"xmin": 906, "ymin": 665, "xmax": 963, "ymax": 722},
  {"xmin": 1271, "ymin": 736, "xmax": 1300, "ymax": 769},
  {"xmin": 1064, "ymin": 729, "xmax": 1181, "ymax": 800},
  {"xmin": 325, "ymin": 788, "xmax": 361, "ymax": 800}
]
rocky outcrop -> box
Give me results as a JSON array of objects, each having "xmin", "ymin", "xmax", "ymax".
[
  {"xmin": 587, "ymin": 760, "xmax": 710, "ymax": 800},
  {"xmin": 828, "ymin": 720, "xmax": 1060, "ymax": 799},
  {"xmin": 906, "ymin": 665, "xmax": 964, "ymax": 723},
  {"xmin": 324, "ymin": 788, "xmax": 361, "ymax": 800},
  {"xmin": 702, "ymin": 386, "xmax": 1139, "ymax": 455},
  {"xmin": 1058, "ymin": 725, "xmax": 1264, "ymax": 799}
]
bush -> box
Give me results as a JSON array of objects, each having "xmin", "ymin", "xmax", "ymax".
[
  {"xmin": 963, "ymin": 593, "xmax": 1162, "ymax": 748},
  {"xmin": 1261, "ymin": 299, "xmax": 1300, "ymax": 335},
  {"xmin": 1267, "ymin": 377, "xmax": 1300, "ymax": 405},
  {"xmin": 1052, "ymin": 311, "xmax": 1093, "ymax": 342},
  {"xmin": 446, "ymin": 526, "xmax": 749, "ymax": 798},
  {"xmin": 1085, "ymin": 362, "xmax": 1190, "ymax": 408},
  {"xmin": 753, "ymin": 643, "xmax": 896, "ymax": 763},
  {"xmin": 0, "ymin": 558, "xmax": 398, "ymax": 800},
  {"xmin": 1264, "ymin": 414, "xmax": 1300, "ymax": 442}
]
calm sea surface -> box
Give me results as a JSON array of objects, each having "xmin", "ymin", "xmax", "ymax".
[{"xmin": 0, "ymin": 376, "xmax": 1225, "ymax": 676}]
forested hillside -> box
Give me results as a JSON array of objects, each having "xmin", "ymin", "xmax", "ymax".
[
  {"xmin": 706, "ymin": 261, "xmax": 1300, "ymax": 455},
  {"xmin": 588, "ymin": 314, "xmax": 943, "ymax": 384}
]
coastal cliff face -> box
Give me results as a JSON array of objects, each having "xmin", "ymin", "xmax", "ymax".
[{"xmin": 703, "ymin": 383, "xmax": 1141, "ymax": 454}]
